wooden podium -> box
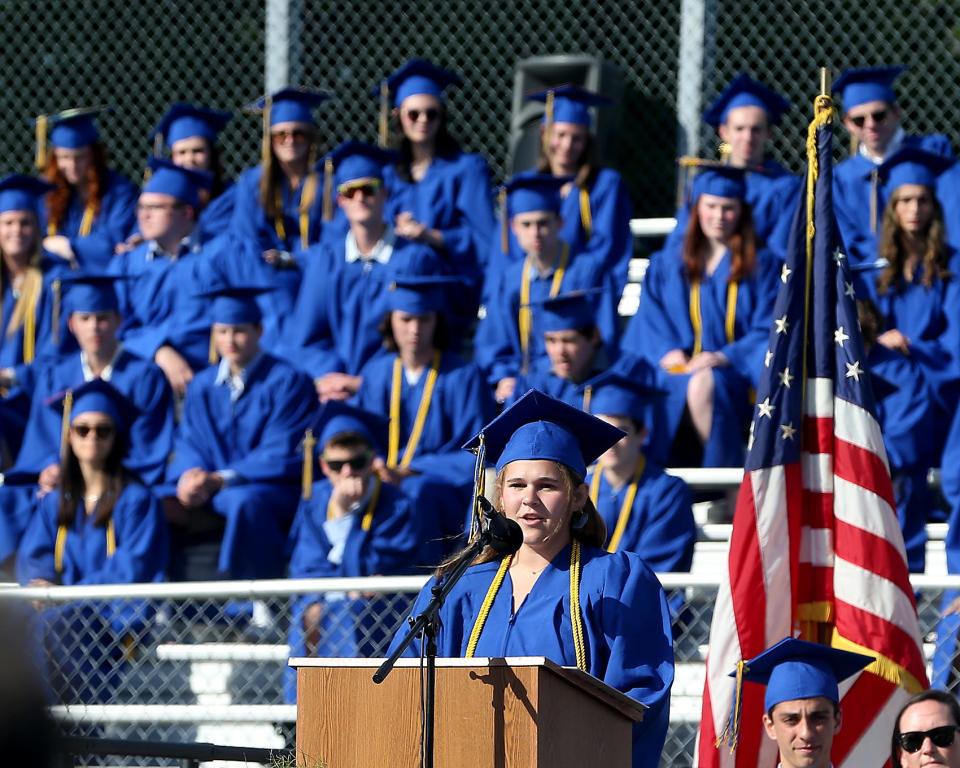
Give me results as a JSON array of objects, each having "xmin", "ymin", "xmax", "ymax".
[{"xmin": 291, "ymin": 656, "xmax": 645, "ymax": 767}]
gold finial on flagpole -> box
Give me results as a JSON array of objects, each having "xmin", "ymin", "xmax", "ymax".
[{"xmin": 819, "ymin": 67, "xmax": 831, "ymax": 98}]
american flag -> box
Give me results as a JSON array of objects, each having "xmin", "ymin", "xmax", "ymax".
[{"xmin": 695, "ymin": 93, "xmax": 929, "ymax": 767}]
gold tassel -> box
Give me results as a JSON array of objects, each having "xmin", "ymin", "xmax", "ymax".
[
  {"xmin": 322, "ymin": 157, "xmax": 334, "ymax": 222},
  {"xmin": 261, "ymin": 95, "xmax": 273, "ymax": 170},
  {"xmin": 51, "ymin": 279, "xmax": 61, "ymax": 346},
  {"xmin": 208, "ymin": 328, "xmax": 218, "ymax": 366},
  {"xmin": 541, "ymin": 89, "xmax": 555, "ymax": 155},
  {"xmin": 301, "ymin": 429, "xmax": 317, "ymax": 500},
  {"xmin": 35, "ymin": 114, "xmax": 48, "ymax": 170},
  {"xmin": 378, "ymin": 81, "xmax": 390, "ymax": 148},
  {"xmin": 154, "ymin": 133, "xmax": 164, "ymax": 156},
  {"xmin": 60, "ymin": 389, "xmax": 74, "ymax": 461},
  {"xmin": 499, "ymin": 187, "xmax": 508, "ymax": 254},
  {"xmin": 718, "ymin": 141, "xmax": 732, "ymax": 162}
]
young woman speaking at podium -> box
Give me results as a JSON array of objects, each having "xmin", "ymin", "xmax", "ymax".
[{"xmin": 388, "ymin": 389, "xmax": 675, "ymax": 768}]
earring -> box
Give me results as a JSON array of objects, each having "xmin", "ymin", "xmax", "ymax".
[{"xmin": 571, "ymin": 507, "xmax": 589, "ymax": 531}]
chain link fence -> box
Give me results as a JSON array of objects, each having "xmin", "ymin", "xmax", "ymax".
[
  {"xmin": 3, "ymin": 576, "xmax": 959, "ymax": 767},
  {"xmin": 4, "ymin": 1, "xmax": 957, "ymax": 226}
]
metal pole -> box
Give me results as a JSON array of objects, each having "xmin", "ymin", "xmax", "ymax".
[
  {"xmin": 676, "ymin": 0, "xmax": 714, "ymax": 159},
  {"xmin": 265, "ymin": 0, "xmax": 303, "ymax": 92}
]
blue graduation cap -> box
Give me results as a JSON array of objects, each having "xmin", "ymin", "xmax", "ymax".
[
  {"xmin": 462, "ymin": 389, "xmax": 625, "ymax": 479},
  {"xmin": 877, "ymin": 146, "xmax": 953, "ymax": 191},
  {"xmin": 151, "ymin": 103, "xmax": 232, "ymax": 147},
  {"xmin": 312, "ymin": 401, "xmax": 389, "ymax": 455},
  {"xmin": 142, "ymin": 156, "xmax": 213, "ymax": 208},
  {"xmin": 327, "ymin": 140, "xmax": 397, "ymax": 189},
  {"xmin": 0, "ymin": 174, "xmax": 54, "ymax": 214},
  {"xmin": 381, "ymin": 59, "xmax": 463, "ymax": 106},
  {"xmin": 581, "ymin": 369, "xmax": 661, "ymax": 425},
  {"xmin": 834, "ymin": 66, "xmax": 907, "ymax": 111},
  {"xmin": 387, "ymin": 275, "xmax": 462, "ymax": 314},
  {"xmin": 689, "ymin": 165, "xmax": 748, "ymax": 201},
  {"xmin": 733, "ymin": 637, "xmax": 873, "ymax": 712},
  {"xmin": 703, "ymin": 74, "xmax": 791, "ymax": 127},
  {"xmin": 526, "ymin": 84, "xmax": 611, "ymax": 127},
  {"xmin": 49, "ymin": 379, "xmax": 139, "ymax": 434},
  {"xmin": 530, "ymin": 290, "xmax": 600, "ymax": 333},
  {"xmin": 42, "ymin": 106, "xmax": 107, "ymax": 149},
  {"xmin": 504, "ymin": 171, "xmax": 568, "ymax": 217},
  {"xmin": 195, "ymin": 284, "xmax": 272, "ymax": 326},
  {"xmin": 60, "ymin": 273, "xmax": 123, "ymax": 314},
  {"xmin": 248, "ymin": 87, "xmax": 332, "ymax": 126}
]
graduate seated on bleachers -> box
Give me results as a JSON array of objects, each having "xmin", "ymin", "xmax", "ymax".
[
  {"xmin": 666, "ymin": 75, "xmax": 800, "ymax": 260},
  {"xmin": 283, "ymin": 140, "xmax": 446, "ymax": 401},
  {"xmin": 232, "ymin": 87, "xmax": 330, "ymax": 261},
  {"xmin": 475, "ymin": 171, "xmax": 619, "ymax": 402},
  {"xmin": 0, "ymin": 174, "xmax": 78, "ymax": 391},
  {"xmin": 0, "ymin": 273, "xmax": 173, "ymax": 570},
  {"xmin": 355, "ymin": 275, "xmax": 495, "ymax": 564},
  {"xmin": 35, "ymin": 107, "xmax": 138, "ymax": 271},
  {"xmin": 109, "ymin": 157, "xmax": 227, "ymax": 397},
  {"xmin": 17, "ymin": 380, "xmax": 168, "ymax": 703},
  {"xmin": 285, "ymin": 403, "xmax": 420, "ymax": 701},
  {"xmin": 583, "ymin": 371, "xmax": 695, "ymax": 573},
  {"xmin": 162, "ymin": 285, "xmax": 315, "ymax": 581},
  {"xmin": 833, "ymin": 66, "xmax": 955, "ymax": 268},
  {"xmin": 621, "ymin": 165, "xmax": 778, "ymax": 467}
]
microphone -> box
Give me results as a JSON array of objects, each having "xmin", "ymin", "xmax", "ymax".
[{"xmin": 477, "ymin": 496, "xmax": 523, "ymax": 556}]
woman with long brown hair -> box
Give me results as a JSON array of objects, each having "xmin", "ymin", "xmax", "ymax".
[
  {"xmin": 386, "ymin": 390, "xmax": 674, "ymax": 768},
  {"xmin": 621, "ymin": 165, "xmax": 778, "ymax": 467},
  {"xmin": 36, "ymin": 108, "xmax": 138, "ymax": 271}
]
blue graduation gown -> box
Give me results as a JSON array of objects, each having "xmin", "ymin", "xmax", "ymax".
[
  {"xmin": 196, "ymin": 183, "xmax": 237, "ymax": 243},
  {"xmin": 833, "ymin": 134, "xmax": 953, "ymax": 267},
  {"xmin": 388, "ymin": 543, "xmax": 674, "ymax": 768},
  {"xmin": 284, "ymin": 478, "xmax": 420, "ymax": 699},
  {"xmin": 0, "ymin": 259, "xmax": 66, "ymax": 384},
  {"xmin": 666, "ymin": 160, "xmax": 800, "ymax": 260},
  {"xmin": 475, "ymin": 249, "xmax": 620, "ymax": 385},
  {"xmin": 109, "ymin": 235, "xmax": 225, "ymax": 371},
  {"xmin": 621, "ymin": 246, "xmax": 778, "ymax": 466},
  {"xmin": 587, "ymin": 463, "xmax": 695, "ymax": 573},
  {"xmin": 384, "ymin": 152, "xmax": 494, "ymax": 284},
  {"xmin": 40, "ymin": 169, "xmax": 139, "ymax": 272},
  {"xmin": 509, "ymin": 354, "xmax": 605, "ymax": 409},
  {"xmin": 230, "ymin": 164, "xmax": 325, "ymax": 255},
  {"xmin": 165, "ymin": 353, "xmax": 315, "ymax": 578}
]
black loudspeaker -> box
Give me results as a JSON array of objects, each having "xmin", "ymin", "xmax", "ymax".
[{"xmin": 506, "ymin": 54, "xmax": 625, "ymax": 178}]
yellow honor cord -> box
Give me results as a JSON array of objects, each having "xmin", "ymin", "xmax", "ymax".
[
  {"xmin": 378, "ymin": 81, "xmax": 390, "ymax": 148},
  {"xmin": 207, "ymin": 328, "xmax": 218, "ymax": 365},
  {"xmin": 300, "ymin": 172, "xmax": 318, "ymax": 249},
  {"xmin": 79, "ymin": 204, "xmax": 95, "ymax": 237},
  {"xmin": 35, "ymin": 115, "xmax": 48, "ymax": 170},
  {"xmin": 261, "ymin": 95, "xmax": 273, "ymax": 169},
  {"xmin": 301, "ymin": 428, "xmax": 317, "ymax": 500},
  {"xmin": 325, "ymin": 476, "xmax": 382, "ymax": 532},
  {"xmin": 51, "ymin": 279, "xmax": 61, "ymax": 346},
  {"xmin": 518, "ymin": 244, "xmax": 569, "ymax": 369},
  {"xmin": 590, "ymin": 457, "xmax": 646, "ymax": 553},
  {"xmin": 578, "ymin": 186, "xmax": 593, "ymax": 240},
  {"xmin": 689, "ymin": 277, "xmax": 738, "ymax": 357},
  {"xmin": 321, "ymin": 157, "xmax": 334, "ymax": 222},
  {"xmin": 724, "ymin": 281, "xmax": 738, "ymax": 344},
  {"xmin": 386, "ymin": 351, "xmax": 442, "ymax": 469},
  {"xmin": 464, "ymin": 540, "xmax": 587, "ymax": 672},
  {"xmin": 273, "ymin": 187, "xmax": 287, "ymax": 241},
  {"xmin": 55, "ymin": 517, "xmax": 116, "ymax": 575}
]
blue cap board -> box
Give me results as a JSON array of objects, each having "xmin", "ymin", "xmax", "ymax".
[
  {"xmin": 45, "ymin": 107, "xmax": 106, "ymax": 149},
  {"xmin": 531, "ymin": 290, "xmax": 600, "ymax": 333},
  {"xmin": 381, "ymin": 59, "xmax": 462, "ymax": 106},
  {"xmin": 60, "ymin": 273, "xmax": 123, "ymax": 314},
  {"xmin": 581, "ymin": 369, "xmax": 661, "ymax": 425},
  {"xmin": 733, "ymin": 637, "xmax": 874, "ymax": 712},
  {"xmin": 690, "ymin": 165, "xmax": 748, "ymax": 202},
  {"xmin": 194, "ymin": 284, "xmax": 272, "ymax": 326},
  {"xmin": 311, "ymin": 401, "xmax": 388, "ymax": 455},
  {"xmin": 387, "ymin": 275, "xmax": 461, "ymax": 314},
  {"xmin": 0, "ymin": 174, "xmax": 55, "ymax": 214},
  {"xmin": 526, "ymin": 84, "xmax": 611, "ymax": 127},
  {"xmin": 505, "ymin": 171, "xmax": 568, "ymax": 217},
  {"xmin": 327, "ymin": 140, "xmax": 398, "ymax": 188},
  {"xmin": 250, "ymin": 87, "xmax": 332, "ymax": 127},
  {"xmin": 878, "ymin": 146, "xmax": 954, "ymax": 191},
  {"xmin": 702, "ymin": 74, "xmax": 791, "ymax": 127},
  {"xmin": 462, "ymin": 389, "xmax": 625, "ymax": 479},
  {"xmin": 143, "ymin": 156, "xmax": 212, "ymax": 208},
  {"xmin": 833, "ymin": 66, "xmax": 907, "ymax": 111},
  {"xmin": 49, "ymin": 378, "xmax": 138, "ymax": 433},
  {"xmin": 152, "ymin": 103, "xmax": 232, "ymax": 147}
]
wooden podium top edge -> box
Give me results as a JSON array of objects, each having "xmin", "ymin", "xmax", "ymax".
[{"xmin": 290, "ymin": 656, "xmax": 647, "ymax": 722}]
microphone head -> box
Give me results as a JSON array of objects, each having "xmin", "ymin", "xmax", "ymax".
[
  {"xmin": 486, "ymin": 514, "xmax": 524, "ymax": 556},
  {"xmin": 476, "ymin": 494, "xmax": 496, "ymax": 518}
]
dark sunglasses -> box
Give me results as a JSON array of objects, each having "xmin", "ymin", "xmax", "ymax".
[
  {"xmin": 850, "ymin": 109, "xmax": 889, "ymax": 128},
  {"xmin": 271, "ymin": 128, "xmax": 309, "ymax": 142},
  {"xmin": 323, "ymin": 453, "xmax": 372, "ymax": 473},
  {"xmin": 338, "ymin": 180, "xmax": 382, "ymax": 199},
  {"xmin": 899, "ymin": 725, "xmax": 960, "ymax": 753},
  {"xmin": 71, "ymin": 423, "xmax": 115, "ymax": 439},
  {"xmin": 404, "ymin": 108, "xmax": 440, "ymax": 123}
]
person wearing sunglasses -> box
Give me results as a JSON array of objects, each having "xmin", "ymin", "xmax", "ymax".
[
  {"xmin": 285, "ymin": 402, "xmax": 419, "ymax": 701},
  {"xmin": 833, "ymin": 66, "xmax": 954, "ymax": 269},
  {"xmin": 377, "ymin": 60, "xmax": 494, "ymax": 300},
  {"xmin": 721, "ymin": 637, "xmax": 872, "ymax": 768},
  {"xmin": 16, "ymin": 379, "xmax": 168, "ymax": 702},
  {"xmin": 665, "ymin": 75, "xmax": 801, "ymax": 262},
  {"xmin": 284, "ymin": 140, "xmax": 445, "ymax": 402},
  {"xmin": 892, "ymin": 690, "xmax": 960, "ymax": 767}
]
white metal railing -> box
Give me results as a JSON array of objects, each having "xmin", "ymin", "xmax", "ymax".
[{"xmin": 630, "ymin": 217, "xmax": 677, "ymax": 238}]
